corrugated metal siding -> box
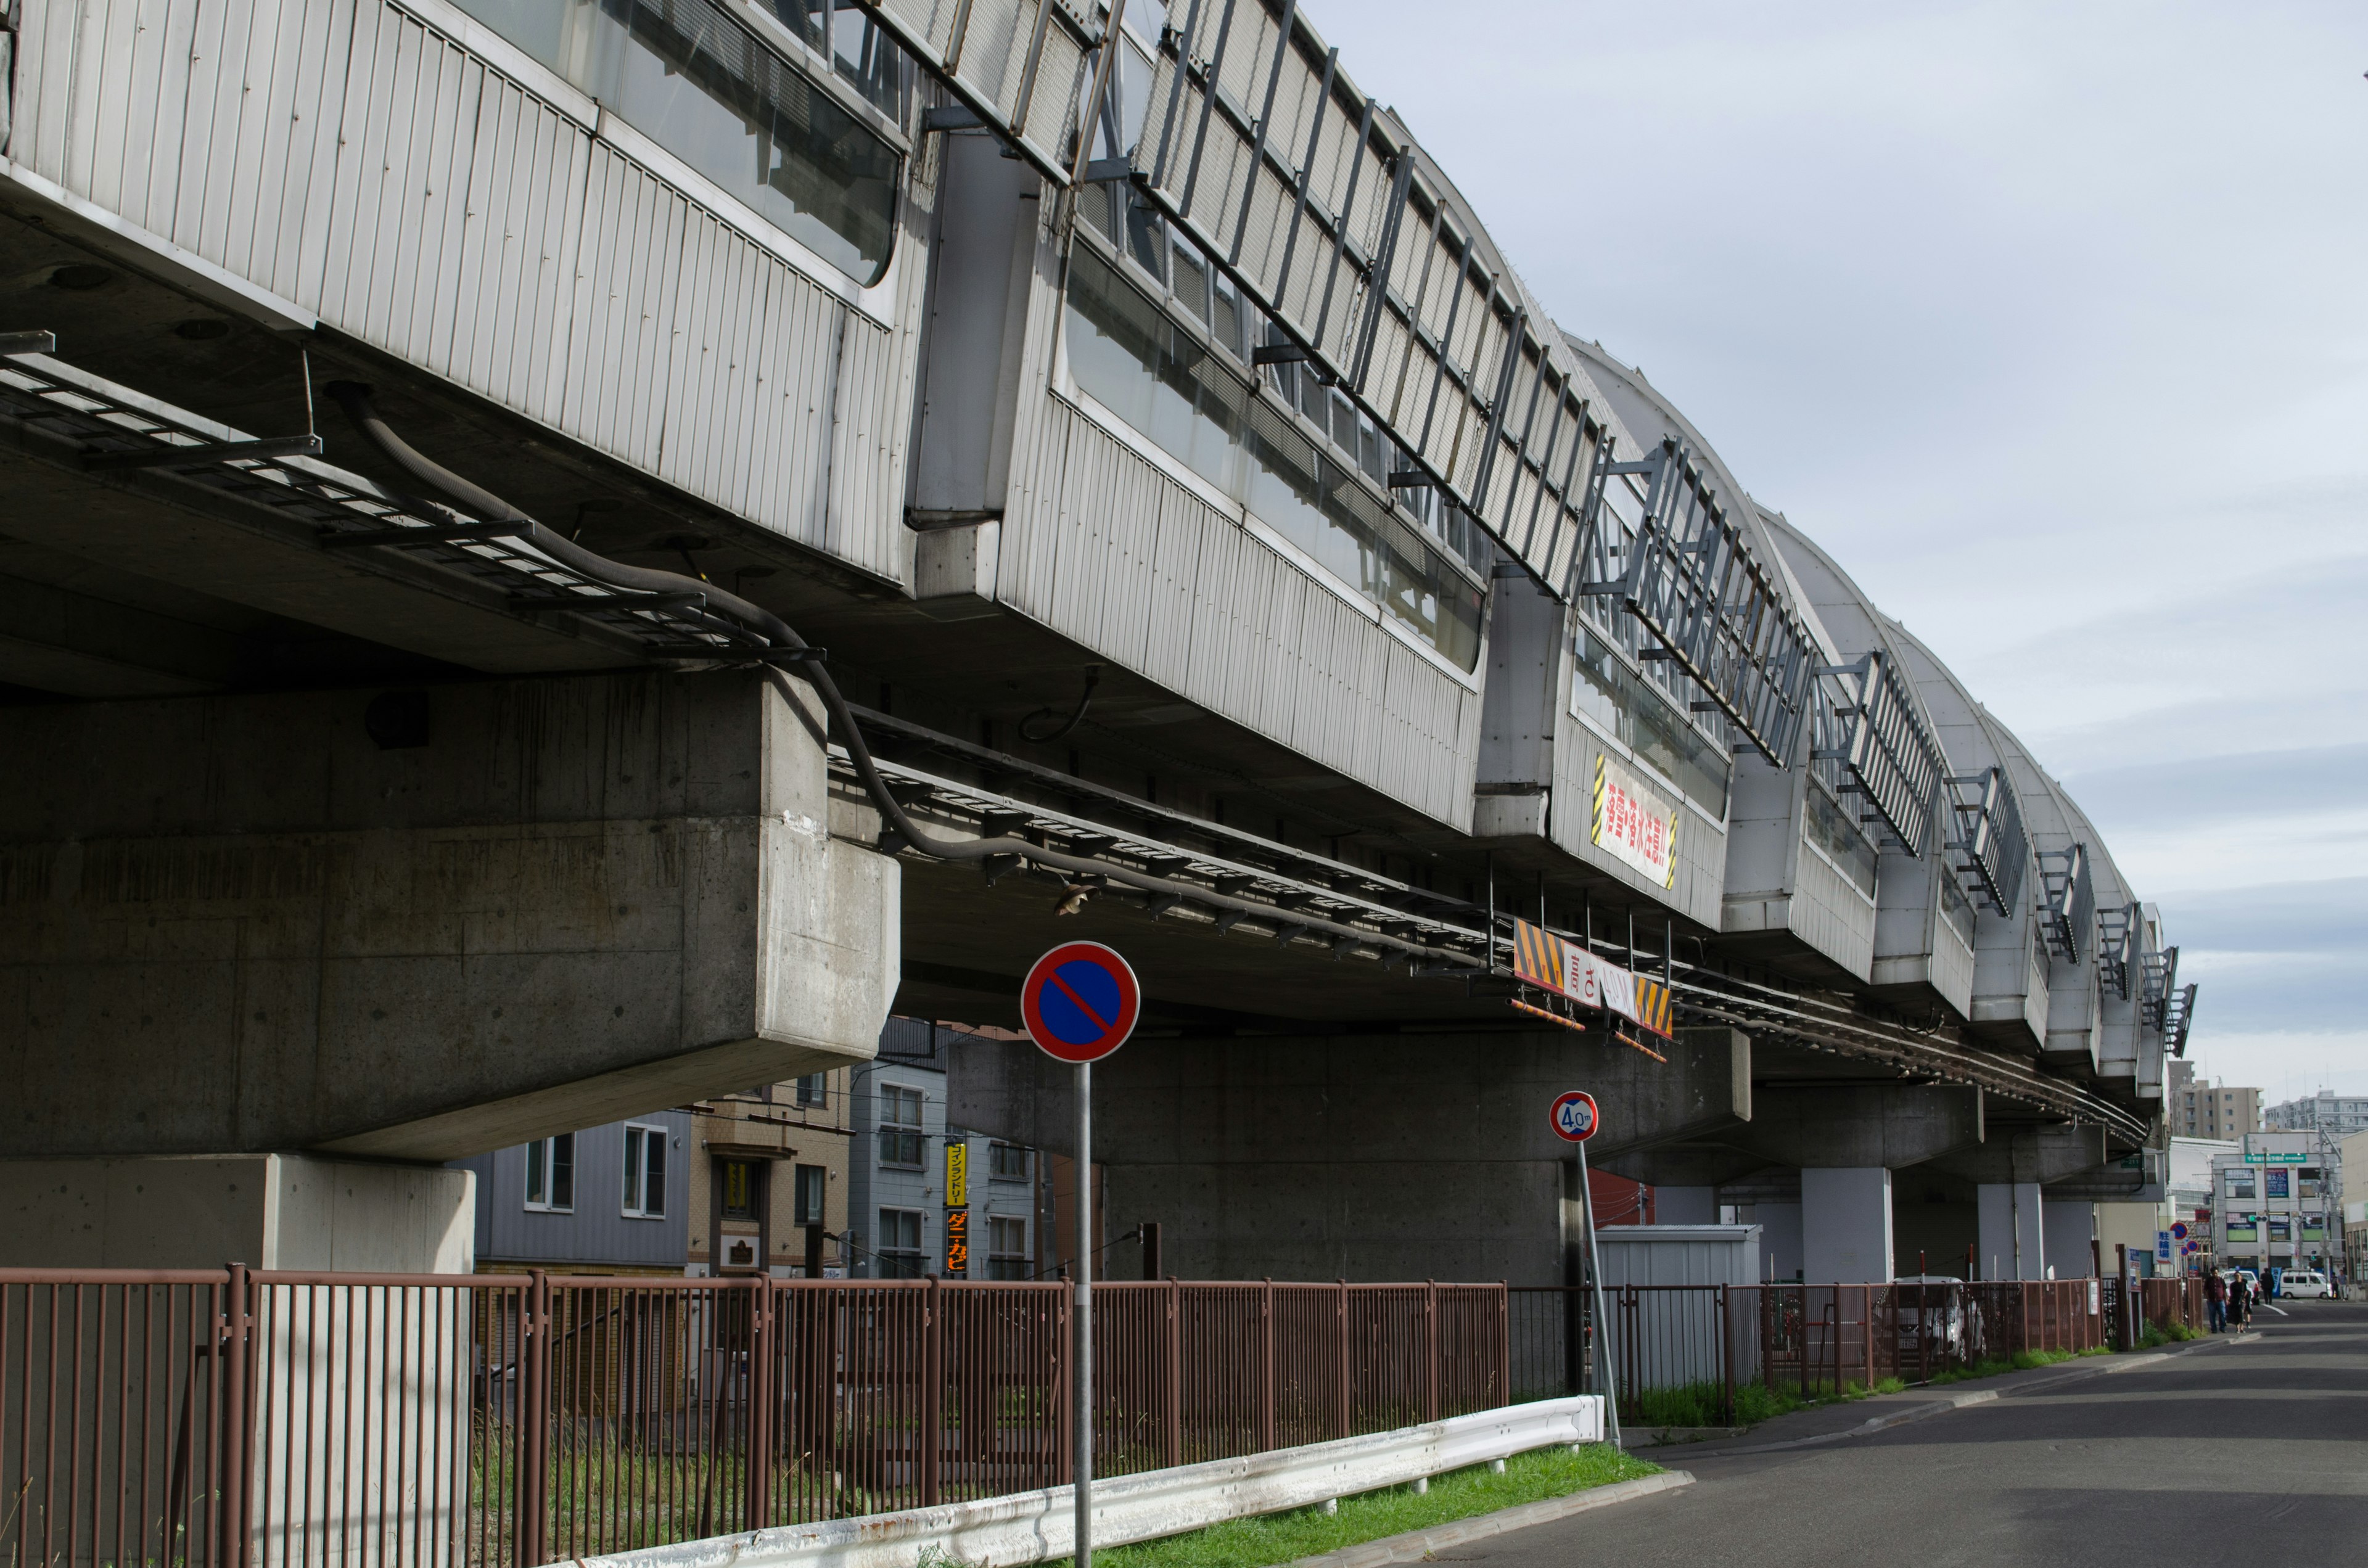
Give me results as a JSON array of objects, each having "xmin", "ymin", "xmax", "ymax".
[
  {"xmin": 998, "ymin": 393, "xmax": 1479, "ymax": 828},
  {"xmin": 1932, "ymin": 908, "xmax": 1976, "ymax": 1017},
  {"xmin": 11, "ymin": 0, "xmax": 915, "ymax": 585},
  {"xmin": 1790, "ymin": 842, "xmax": 1876, "ymax": 981}
]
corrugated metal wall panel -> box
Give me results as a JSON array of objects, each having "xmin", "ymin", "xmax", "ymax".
[
  {"xmin": 561, "ymin": 144, "xmax": 687, "ymax": 476},
  {"xmin": 12, "ymin": 0, "xmax": 923, "ymax": 586},
  {"xmin": 1791, "ymin": 844, "xmax": 1877, "ymax": 981},
  {"xmin": 1142, "ymin": 481, "xmax": 1207, "ymax": 692},
  {"xmin": 827, "ymin": 313, "xmax": 907, "ymax": 580},
  {"xmin": 1043, "ymin": 411, "xmax": 1162, "ymax": 670},
  {"xmin": 449, "ymin": 79, "xmax": 588, "ymax": 420}
]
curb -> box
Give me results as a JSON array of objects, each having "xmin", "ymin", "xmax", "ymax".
[
  {"xmin": 1282, "ymin": 1472, "xmax": 1696, "ymax": 1568},
  {"xmin": 1627, "ymin": 1426, "xmax": 1746, "ymax": 1449},
  {"xmin": 1700, "ymin": 1389, "xmax": 1999, "ymax": 1457}
]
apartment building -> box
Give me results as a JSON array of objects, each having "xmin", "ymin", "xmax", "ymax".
[
  {"xmin": 684, "ymin": 1068, "xmax": 855, "ymax": 1278},
  {"xmin": 453, "ymin": 1110, "xmax": 693, "ymax": 1275},
  {"xmin": 2265, "ymin": 1091, "xmax": 2368, "ymax": 1138},
  {"xmin": 458, "ymin": 1020, "xmax": 1043, "ymax": 1279},
  {"xmin": 847, "ymin": 1020, "xmax": 1039, "ymax": 1280},
  {"xmin": 2169, "ymin": 1061, "xmax": 2261, "ymax": 1141}
]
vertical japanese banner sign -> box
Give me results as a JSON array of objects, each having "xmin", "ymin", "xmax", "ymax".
[
  {"xmin": 1592, "ymin": 755, "xmax": 1679, "ymax": 890},
  {"xmin": 945, "ymin": 1141, "xmax": 970, "ymax": 1277}
]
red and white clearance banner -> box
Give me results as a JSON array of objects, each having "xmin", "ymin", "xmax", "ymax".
[
  {"xmin": 1592, "ymin": 754, "xmax": 1678, "ymax": 890},
  {"xmin": 1510, "ymin": 918, "xmax": 1675, "ymax": 1038}
]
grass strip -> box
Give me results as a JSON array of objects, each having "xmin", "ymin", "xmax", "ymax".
[
  {"xmin": 1626, "ymin": 1374, "xmax": 1907, "ymax": 1429},
  {"xmin": 1027, "ymin": 1444, "xmax": 1659, "ymax": 1568}
]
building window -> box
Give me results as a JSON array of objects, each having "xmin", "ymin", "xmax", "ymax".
[
  {"xmin": 794, "ymin": 1164, "xmax": 828, "ymax": 1227},
  {"xmin": 525, "ymin": 1133, "xmax": 575, "ymax": 1212},
  {"xmin": 720, "ymin": 1159, "xmax": 760, "ymax": 1223},
  {"xmin": 445, "ymin": 0, "xmax": 903, "ymax": 285},
  {"xmin": 2225, "ymin": 1169, "xmax": 2255, "ymax": 1201},
  {"xmin": 1061, "ymin": 243, "xmax": 1486, "ymax": 671},
  {"xmin": 878, "ymin": 1209, "xmax": 925, "ymax": 1278},
  {"xmin": 987, "ymin": 1217, "xmax": 1029, "ymax": 1280},
  {"xmin": 879, "ymin": 1084, "xmax": 924, "ymax": 1168},
  {"xmin": 1570, "ymin": 626, "xmax": 1733, "ymax": 819},
  {"xmin": 621, "ymin": 1124, "xmax": 667, "ymax": 1218},
  {"xmin": 796, "ymin": 1073, "xmax": 828, "ymax": 1108},
  {"xmin": 990, "ymin": 1143, "xmax": 1027, "ymax": 1181}
]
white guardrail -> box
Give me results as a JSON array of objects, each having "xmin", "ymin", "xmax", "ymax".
[{"xmin": 582, "ymin": 1397, "xmax": 1608, "ymax": 1568}]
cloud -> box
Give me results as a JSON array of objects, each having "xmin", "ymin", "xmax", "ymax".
[{"xmin": 2061, "ymin": 747, "xmax": 2368, "ymax": 836}]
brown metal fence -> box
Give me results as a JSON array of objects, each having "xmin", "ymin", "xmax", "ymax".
[
  {"xmin": 1511, "ymin": 1277, "xmax": 2155, "ymax": 1426},
  {"xmin": 0, "ymin": 1270, "xmax": 1506, "ymax": 1568}
]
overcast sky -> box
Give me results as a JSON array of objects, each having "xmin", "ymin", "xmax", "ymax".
[{"xmin": 1309, "ymin": 0, "xmax": 2368, "ymax": 1105}]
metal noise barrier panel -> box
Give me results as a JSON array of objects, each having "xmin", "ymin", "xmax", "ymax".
[{"xmin": 0, "ymin": 1271, "xmax": 1506, "ymax": 1568}]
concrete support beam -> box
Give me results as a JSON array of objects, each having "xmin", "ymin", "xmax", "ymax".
[
  {"xmin": 1976, "ymin": 1183, "xmax": 2048, "ymax": 1281},
  {"xmin": 1803, "ymin": 1167, "xmax": 1893, "ymax": 1284},
  {"xmin": 0, "ymin": 670, "xmax": 899, "ymax": 1162},
  {"xmin": 1928, "ymin": 1123, "xmax": 2103, "ymax": 1186},
  {"xmin": 945, "ymin": 1025, "xmax": 1751, "ymax": 1284},
  {"xmin": 0, "ymin": 1155, "xmax": 473, "ymax": 1270},
  {"xmin": 1732, "ymin": 1085, "xmax": 1985, "ymax": 1172}
]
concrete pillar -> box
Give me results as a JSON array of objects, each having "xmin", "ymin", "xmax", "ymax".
[
  {"xmin": 2043, "ymin": 1199, "xmax": 2096, "ymax": 1278},
  {"xmin": 1654, "ymin": 1186, "xmax": 1718, "ymax": 1225},
  {"xmin": 0, "ymin": 1155, "xmax": 473, "ymax": 1270},
  {"xmin": 1977, "ymin": 1183, "xmax": 2048, "ymax": 1280},
  {"xmin": 1756, "ymin": 1202, "xmax": 1804, "ymax": 1281},
  {"xmin": 1802, "ymin": 1168, "xmax": 1893, "ymax": 1283}
]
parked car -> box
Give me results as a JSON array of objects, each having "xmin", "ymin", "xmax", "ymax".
[{"xmin": 2280, "ymin": 1270, "xmax": 2333, "ymax": 1299}]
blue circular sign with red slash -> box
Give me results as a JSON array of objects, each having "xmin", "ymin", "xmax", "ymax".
[
  {"xmin": 1021, "ymin": 942, "xmax": 1141, "ymax": 1063},
  {"xmin": 1550, "ymin": 1090, "xmax": 1600, "ymax": 1143}
]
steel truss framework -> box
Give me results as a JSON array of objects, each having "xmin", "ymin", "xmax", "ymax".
[
  {"xmin": 1945, "ymin": 767, "xmax": 2028, "ymax": 917},
  {"xmin": 2163, "ymin": 982, "xmax": 2197, "ymax": 1056},
  {"xmin": 2095, "ymin": 903, "xmax": 2136, "ymax": 1001},
  {"xmin": 866, "ymin": 0, "xmax": 1645, "ymax": 612},
  {"xmin": 2037, "ymin": 844, "xmax": 2094, "ymax": 965},
  {"xmin": 2140, "ymin": 945, "xmax": 2181, "ymax": 1030},
  {"xmin": 1580, "ymin": 440, "xmax": 1817, "ymax": 767},
  {"xmin": 1812, "ymin": 650, "xmax": 1946, "ymax": 856}
]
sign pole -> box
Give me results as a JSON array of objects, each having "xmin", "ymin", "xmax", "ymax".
[
  {"xmin": 1576, "ymin": 1134, "xmax": 1621, "ymax": 1449},
  {"xmin": 1019, "ymin": 938, "xmax": 1137, "ymax": 1568},
  {"xmin": 1074, "ymin": 1058, "xmax": 1094, "ymax": 1568}
]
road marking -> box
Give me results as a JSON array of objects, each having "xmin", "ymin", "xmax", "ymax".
[{"xmin": 2264, "ymin": 1305, "xmax": 2289, "ymax": 1316}]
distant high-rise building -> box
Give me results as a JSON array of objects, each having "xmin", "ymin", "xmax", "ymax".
[
  {"xmin": 2168, "ymin": 1062, "xmax": 2261, "ymax": 1140},
  {"xmin": 2265, "ymin": 1091, "xmax": 2368, "ymax": 1139}
]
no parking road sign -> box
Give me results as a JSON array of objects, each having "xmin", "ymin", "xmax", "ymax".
[
  {"xmin": 1550, "ymin": 1090, "xmax": 1600, "ymax": 1143},
  {"xmin": 1021, "ymin": 941, "xmax": 1141, "ymax": 1063}
]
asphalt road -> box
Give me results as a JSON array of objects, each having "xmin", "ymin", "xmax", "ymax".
[{"xmin": 1479, "ymin": 1303, "xmax": 2368, "ymax": 1567}]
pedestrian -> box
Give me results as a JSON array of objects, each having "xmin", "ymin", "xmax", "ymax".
[
  {"xmin": 2206, "ymin": 1269, "xmax": 2227, "ymax": 1334},
  {"xmin": 2232, "ymin": 1272, "xmax": 2251, "ymax": 1329}
]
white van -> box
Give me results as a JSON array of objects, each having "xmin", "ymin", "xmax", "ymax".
[{"xmin": 2281, "ymin": 1270, "xmax": 2332, "ymax": 1299}]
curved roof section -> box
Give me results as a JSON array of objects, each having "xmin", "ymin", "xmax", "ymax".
[
  {"xmin": 1562, "ymin": 337, "xmax": 1835, "ymax": 663},
  {"xmin": 1758, "ymin": 507, "xmax": 1953, "ymax": 750}
]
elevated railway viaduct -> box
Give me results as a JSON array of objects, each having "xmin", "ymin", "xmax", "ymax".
[{"xmin": 0, "ymin": 0, "xmax": 2184, "ymax": 1279}]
